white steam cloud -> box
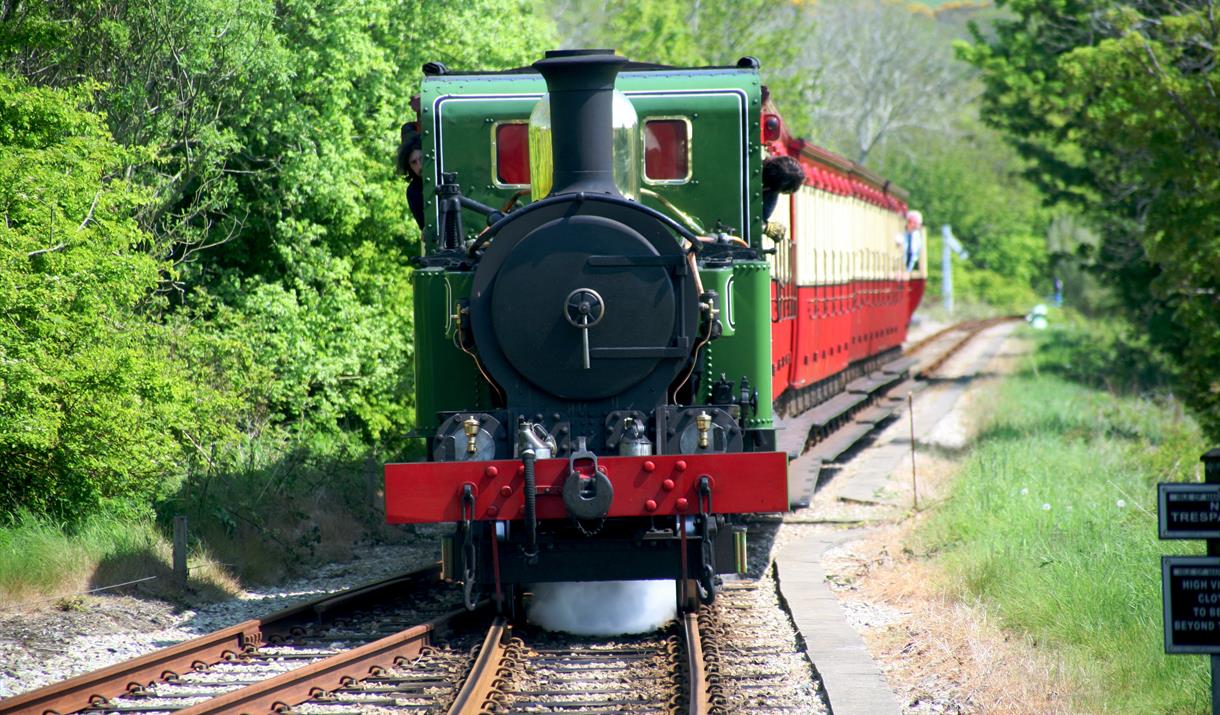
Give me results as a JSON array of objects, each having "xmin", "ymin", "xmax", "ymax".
[{"xmin": 527, "ymin": 580, "xmax": 677, "ymax": 635}]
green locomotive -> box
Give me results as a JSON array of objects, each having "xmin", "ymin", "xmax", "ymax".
[
  {"xmin": 385, "ymin": 48, "xmax": 919, "ymax": 614},
  {"xmin": 409, "ymin": 54, "xmax": 775, "ymax": 440}
]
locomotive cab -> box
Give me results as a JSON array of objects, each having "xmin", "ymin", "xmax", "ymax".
[{"xmin": 385, "ymin": 50, "xmax": 790, "ymax": 612}]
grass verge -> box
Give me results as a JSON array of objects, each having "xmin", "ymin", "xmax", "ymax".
[
  {"xmin": 0, "ymin": 510, "xmax": 239, "ymax": 606},
  {"xmin": 917, "ymin": 319, "xmax": 1209, "ymax": 713},
  {"xmin": 0, "ymin": 451, "xmax": 418, "ymax": 606}
]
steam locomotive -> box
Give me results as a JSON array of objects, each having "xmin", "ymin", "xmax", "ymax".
[{"xmin": 384, "ymin": 50, "xmax": 924, "ymax": 612}]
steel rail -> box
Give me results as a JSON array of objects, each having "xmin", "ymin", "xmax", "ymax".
[
  {"xmin": 917, "ymin": 316, "xmax": 1019, "ymax": 376},
  {"xmin": 905, "ymin": 316, "xmax": 1020, "ymax": 362},
  {"xmin": 0, "ymin": 565, "xmax": 442, "ymax": 715},
  {"xmin": 683, "ymin": 613, "xmax": 710, "ymax": 715},
  {"xmin": 446, "ymin": 617, "xmax": 510, "ymax": 715},
  {"xmin": 903, "ymin": 320, "xmax": 974, "ymax": 357},
  {"xmin": 175, "ymin": 607, "xmax": 475, "ymax": 715}
]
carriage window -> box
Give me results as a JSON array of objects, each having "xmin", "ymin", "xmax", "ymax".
[
  {"xmin": 644, "ymin": 118, "xmax": 691, "ymax": 183},
  {"xmin": 494, "ymin": 122, "xmax": 530, "ymax": 186}
]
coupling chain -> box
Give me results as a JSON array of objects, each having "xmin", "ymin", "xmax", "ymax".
[{"xmin": 461, "ymin": 484, "xmax": 478, "ymax": 610}]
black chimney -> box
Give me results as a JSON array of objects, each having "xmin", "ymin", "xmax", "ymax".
[{"xmin": 532, "ymin": 49, "xmax": 628, "ymax": 197}]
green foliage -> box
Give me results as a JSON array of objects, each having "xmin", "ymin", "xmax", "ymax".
[
  {"xmin": 1033, "ymin": 310, "xmax": 1179, "ymax": 395},
  {"xmin": 584, "ymin": 0, "xmax": 706, "ymax": 66},
  {"xmin": 877, "ymin": 120, "xmax": 1049, "ymax": 310},
  {"xmin": 1, "ymin": 0, "xmax": 285, "ymax": 259},
  {"xmin": 920, "ymin": 324, "xmax": 1208, "ymax": 712},
  {"xmin": 0, "ymin": 74, "xmax": 195, "ymax": 520},
  {"xmin": 0, "ymin": 1, "xmax": 556, "ymax": 543},
  {"xmin": 552, "ymin": 0, "xmax": 814, "ymax": 123},
  {"xmin": 961, "ymin": 0, "xmax": 1220, "ymax": 440}
]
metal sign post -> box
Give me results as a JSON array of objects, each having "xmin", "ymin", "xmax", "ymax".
[
  {"xmin": 940, "ymin": 225, "xmax": 967, "ymax": 314},
  {"xmin": 1159, "ymin": 448, "xmax": 1220, "ymax": 713}
]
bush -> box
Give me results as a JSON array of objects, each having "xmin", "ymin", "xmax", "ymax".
[
  {"xmin": 1033, "ymin": 310, "xmax": 1179, "ymax": 397},
  {"xmin": 0, "ymin": 75, "xmax": 190, "ymax": 521}
]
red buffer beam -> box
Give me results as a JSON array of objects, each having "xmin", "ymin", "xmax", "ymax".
[{"xmin": 385, "ymin": 452, "xmax": 789, "ymax": 523}]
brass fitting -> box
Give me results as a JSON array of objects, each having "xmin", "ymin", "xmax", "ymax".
[
  {"xmin": 695, "ymin": 411, "xmax": 712, "ymax": 449},
  {"xmin": 463, "ymin": 416, "xmax": 480, "ymax": 455}
]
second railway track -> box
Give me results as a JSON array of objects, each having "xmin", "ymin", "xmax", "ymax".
[
  {"xmin": 780, "ymin": 315, "xmax": 1019, "ymax": 505},
  {"xmin": 0, "ymin": 567, "xmax": 485, "ymax": 715}
]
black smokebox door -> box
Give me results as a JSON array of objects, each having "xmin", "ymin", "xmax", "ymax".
[{"xmin": 491, "ymin": 215, "xmax": 675, "ymax": 400}]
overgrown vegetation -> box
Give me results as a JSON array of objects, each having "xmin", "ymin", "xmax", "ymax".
[
  {"xmin": 920, "ymin": 317, "xmax": 1208, "ymax": 712},
  {"xmin": 961, "ymin": 0, "xmax": 1220, "ymax": 441},
  {"xmin": 0, "ymin": 0, "xmax": 554, "ymax": 599},
  {"xmin": 555, "ymin": 0, "xmax": 1054, "ymax": 311},
  {"xmin": 0, "ymin": 510, "xmax": 238, "ymax": 603}
]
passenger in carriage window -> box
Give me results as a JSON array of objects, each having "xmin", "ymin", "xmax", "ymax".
[
  {"xmin": 900, "ymin": 209, "xmax": 924, "ymax": 272},
  {"xmin": 761, "ymin": 155, "xmax": 804, "ymax": 221}
]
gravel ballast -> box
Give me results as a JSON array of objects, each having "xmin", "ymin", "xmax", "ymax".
[{"xmin": 0, "ymin": 541, "xmax": 438, "ymax": 700}]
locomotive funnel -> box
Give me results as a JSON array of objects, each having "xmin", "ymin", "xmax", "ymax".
[{"xmin": 533, "ymin": 49, "xmax": 629, "ymax": 197}]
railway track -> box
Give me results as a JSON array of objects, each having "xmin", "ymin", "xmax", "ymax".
[
  {"xmin": 0, "ymin": 567, "xmax": 485, "ymax": 715},
  {"xmin": 780, "ymin": 316, "xmax": 1019, "ymax": 505},
  {"xmin": 441, "ymin": 613, "xmax": 710, "ymax": 714},
  {"xmin": 2, "ymin": 318, "xmax": 1015, "ymax": 715},
  {"xmin": 904, "ymin": 315, "xmax": 1017, "ymax": 375},
  {"xmin": 5, "ymin": 595, "xmax": 714, "ymax": 715}
]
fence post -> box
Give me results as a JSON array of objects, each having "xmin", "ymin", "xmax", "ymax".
[
  {"xmin": 1206, "ymin": 450, "xmax": 1220, "ymax": 715},
  {"xmin": 942, "ymin": 225, "xmax": 953, "ymax": 314},
  {"xmin": 908, "ymin": 392, "xmax": 918, "ymax": 511},
  {"xmin": 173, "ymin": 515, "xmax": 189, "ymax": 588}
]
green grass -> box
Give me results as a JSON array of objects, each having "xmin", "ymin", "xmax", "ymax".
[
  {"xmin": 0, "ymin": 448, "xmax": 416, "ymax": 605},
  {"xmin": 918, "ymin": 323, "xmax": 1210, "ymax": 713},
  {"xmin": 0, "ymin": 510, "xmax": 237, "ymax": 604}
]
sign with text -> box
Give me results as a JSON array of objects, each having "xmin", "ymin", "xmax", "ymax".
[
  {"xmin": 1159, "ymin": 484, "xmax": 1220, "ymax": 539},
  {"xmin": 1163, "ymin": 557, "xmax": 1220, "ymax": 654}
]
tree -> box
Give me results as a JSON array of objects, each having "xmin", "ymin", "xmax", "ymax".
[
  {"xmin": 551, "ymin": 0, "xmax": 816, "ymax": 118},
  {"xmin": 0, "ymin": 0, "xmax": 285, "ymax": 270},
  {"xmin": 0, "ymin": 74, "xmax": 219, "ymax": 520},
  {"xmin": 800, "ymin": 0, "xmax": 976, "ymax": 163},
  {"xmin": 0, "ymin": 2, "xmax": 559, "ymax": 524},
  {"xmin": 878, "ymin": 116, "xmax": 1049, "ymax": 309},
  {"xmin": 962, "ymin": 0, "xmax": 1220, "ymax": 437},
  {"xmin": 1, "ymin": 0, "xmax": 558, "ymax": 465}
]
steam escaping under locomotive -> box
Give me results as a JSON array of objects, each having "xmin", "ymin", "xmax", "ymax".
[{"xmin": 385, "ymin": 50, "xmax": 925, "ymax": 613}]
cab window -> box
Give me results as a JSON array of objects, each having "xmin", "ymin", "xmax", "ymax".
[{"xmin": 644, "ymin": 118, "xmax": 691, "ymax": 183}]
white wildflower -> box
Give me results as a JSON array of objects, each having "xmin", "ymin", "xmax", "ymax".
[
  {"xmin": 1042, "ymin": 503, "xmax": 1051, "ymax": 511},
  {"xmin": 1020, "ymin": 487, "xmax": 1029, "ymax": 496},
  {"xmin": 1116, "ymin": 499, "xmax": 1126, "ymax": 508}
]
